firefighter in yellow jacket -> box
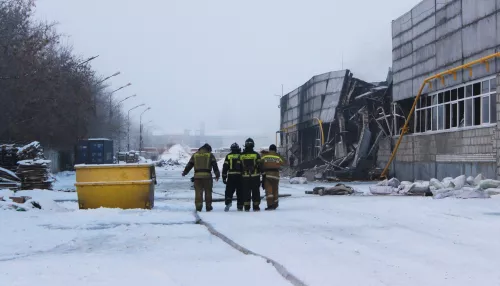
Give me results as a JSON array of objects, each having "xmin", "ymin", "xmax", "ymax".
[
  {"xmin": 261, "ymin": 144, "xmax": 285, "ymax": 210},
  {"xmin": 240, "ymin": 138, "xmax": 261, "ymax": 211},
  {"xmin": 222, "ymin": 143, "xmax": 242, "ymax": 212},
  {"xmin": 182, "ymin": 143, "xmax": 220, "ymax": 212}
]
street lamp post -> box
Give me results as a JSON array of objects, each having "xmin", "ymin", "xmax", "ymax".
[
  {"xmin": 139, "ymin": 107, "xmax": 151, "ymax": 153},
  {"xmin": 109, "ymin": 83, "xmax": 132, "ymax": 118},
  {"xmin": 116, "ymin": 94, "xmax": 137, "ymax": 106},
  {"xmin": 97, "ymin": 71, "xmax": 120, "ymax": 85},
  {"xmin": 127, "ymin": 104, "xmax": 145, "ymax": 151}
]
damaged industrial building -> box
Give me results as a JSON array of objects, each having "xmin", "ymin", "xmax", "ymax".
[
  {"xmin": 280, "ymin": 0, "xmax": 500, "ymax": 182},
  {"xmin": 278, "ymin": 69, "xmax": 393, "ymax": 180}
]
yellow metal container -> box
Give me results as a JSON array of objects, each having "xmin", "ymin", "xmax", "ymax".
[
  {"xmin": 75, "ymin": 163, "xmax": 155, "ymax": 182},
  {"xmin": 75, "ymin": 180, "xmax": 154, "ymax": 209}
]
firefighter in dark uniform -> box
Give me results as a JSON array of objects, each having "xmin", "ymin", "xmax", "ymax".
[
  {"xmin": 240, "ymin": 138, "xmax": 261, "ymax": 211},
  {"xmin": 261, "ymin": 144, "xmax": 285, "ymax": 210},
  {"xmin": 182, "ymin": 143, "xmax": 220, "ymax": 212},
  {"xmin": 222, "ymin": 143, "xmax": 242, "ymax": 212}
]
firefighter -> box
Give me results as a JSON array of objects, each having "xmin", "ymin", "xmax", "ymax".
[
  {"xmin": 222, "ymin": 143, "xmax": 242, "ymax": 212},
  {"xmin": 182, "ymin": 143, "xmax": 220, "ymax": 212},
  {"xmin": 240, "ymin": 138, "xmax": 262, "ymax": 211},
  {"xmin": 261, "ymin": 144, "xmax": 285, "ymax": 210}
]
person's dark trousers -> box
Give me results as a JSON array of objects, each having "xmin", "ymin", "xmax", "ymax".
[
  {"xmin": 248, "ymin": 176, "xmax": 261, "ymax": 210},
  {"xmin": 225, "ymin": 175, "xmax": 242, "ymax": 209}
]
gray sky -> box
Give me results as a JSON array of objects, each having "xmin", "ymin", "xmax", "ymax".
[{"xmin": 35, "ymin": 0, "xmax": 419, "ymax": 145}]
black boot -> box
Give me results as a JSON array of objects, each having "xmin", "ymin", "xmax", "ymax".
[
  {"xmin": 253, "ymin": 205, "xmax": 260, "ymax": 212},
  {"xmin": 206, "ymin": 206, "xmax": 213, "ymax": 212},
  {"xmin": 265, "ymin": 206, "xmax": 275, "ymax": 211}
]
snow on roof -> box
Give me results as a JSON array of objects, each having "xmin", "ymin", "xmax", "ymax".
[{"xmin": 88, "ymin": 138, "xmax": 112, "ymax": 141}]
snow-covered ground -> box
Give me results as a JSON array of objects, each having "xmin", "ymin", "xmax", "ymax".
[{"xmin": 1, "ymin": 166, "xmax": 500, "ymax": 285}]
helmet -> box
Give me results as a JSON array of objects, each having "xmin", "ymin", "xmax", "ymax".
[
  {"xmin": 200, "ymin": 143, "xmax": 212, "ymax": 152},
  {"xmin": 230, "ymin": 142, "xmax": 239, "ymax": 152},
  {"xmin": 269, "ymin": 144, "xmax": 277, "ymax": 151},
  {"xmin": 244, "ymin": 138, "xmax": 255, "ymax": 149}
]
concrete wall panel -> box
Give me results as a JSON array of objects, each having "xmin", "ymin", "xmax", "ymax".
[
  {"xmin": 393, "ymin": 162, "xmax": 415, "ymax": 181},
  {"xmin": 436, "ymin": 163, "xmax": 464, "ymax": 179},
  {"xmin": 497, "ymin": 12, "xmax": 500, "ymax": 46},
  {"xmin": 393, "ymin": 68, "xmax": 413, "ymax": 85},
  {"xmin": 393, "ymin": 11, "xmax": 413, "ymax": 37},
  {"xmin": 393, "ymin": 80, "xmax": 413, "ymax": 101},
  {"xmin": 412, "ymin": 0, "xmax": 436, "ymax": 24},
  {"xmin": 413, "ymin": 162, "xmax": 436, "ymax": 181},
  {"xmin": 463, "ymin": 48, "xmax": 497, "ymax": 81},
  {"xmin": 393, "ymin": 29, "xmax": 414, "ymax": 49},
  {"xmin": 462, "ymin": 0, "xmax": 496, "ymax": 26},
  {"xmin": 413, "ymin": 28, "xmax": 436, "ymax": 51},
  {"xmin": 462, "ymin": 15, "xmax": 497, "ymax": 58},
  {"xmin": 393, "ymin": 46, "xmax": 402, "ymax": 61},
  {"xmin": 436, "ymin": 14, "xmax": 462, "ymax": 39},
  {"xmin": 393, "ymin": 54, "xmax": 413, "ymax": 73},
  {"xmin": 413, "ymin": 57, "xmax": 436, "ymax": 77},
  {"xmin": 413, "ymin": 74, "xmax": 430, "ymax": 96},
  {"xmin": 413, "ymin": 15, "xmax": 436, "ymax": 39},
  {"xmin": 436, "ymin": 0, "xmax": 462, "ymax": 26},
  {"xmin": 434, "ymin": 60, "xmax": 465, "ymax": 89},
  {"xmin": 401, "ymin": 41, "xmax": 414, "ymax": 59},
  {"xmin": 413, "ymin": 43, "xmax": 436, "ymax": 66},
  {"xmin": 436, "ymin": 0, "xmax": 457, "ymax": 11},
  {"xmin": 436, "ymin": 31, "xmax": 463, "ymax": 67}
]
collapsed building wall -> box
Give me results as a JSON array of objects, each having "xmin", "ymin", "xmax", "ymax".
[{"xmin": 279, "ymin": 69, "xmax": 393, "ymax": 180}]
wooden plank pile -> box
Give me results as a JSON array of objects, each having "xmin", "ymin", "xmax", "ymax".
[
  {"xmin": 0, "ymin": 141, "xmax": 53, "ymax": 190},
  {"xmin": 0, "ymin": 144, "xmax": 19, "ymax": 172},
  {"xmin": 16, "ymin": 160, "xmax": 53, "ymax": 190},
  {"xmin": 0, "ymin": 167, "xmax": 21, "ymax": 190}
]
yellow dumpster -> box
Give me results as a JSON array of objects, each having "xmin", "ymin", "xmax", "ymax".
[
  {"xmin": 75, "ymin": 163, "xmax": 155, "ymax": 183},
  {"xmin": 75, "ymin": 180, "xmax": 154, "ymax": 209},
  {"xmin": 74, "ymin": 163, "xmax": 156, "ymax": 210}
]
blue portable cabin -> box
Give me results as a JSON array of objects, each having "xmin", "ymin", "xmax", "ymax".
[{"xmin": 75, "ymin": 138, "xmax": 114, "ymax": 165}]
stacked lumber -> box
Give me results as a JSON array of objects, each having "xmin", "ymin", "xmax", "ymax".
[
  {"xmin": 0, "ymin": 166, "xmax": 21, "ymax": 190},
  {"xmin": 16, "ymin": 160, "xmax": 54, "ymax": 190},
  {"xmin": 0, "ymin": 144, "xmax": 19, "ymax": 172}
]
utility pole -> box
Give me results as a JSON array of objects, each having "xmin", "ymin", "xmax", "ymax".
[
  {"xmin": 109, "ymin": 83, "xmax": 132, "ymax": 118},
  {"xmin": 127, "ymin": 104, "xmax": 145, "ymax": 151},
  {"xmin": 139, "ymin": 107, "xmax": 151, "ymax": 153}
]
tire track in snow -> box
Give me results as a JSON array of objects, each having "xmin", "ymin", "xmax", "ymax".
[{"xmin": 193, "ymin": 211, "xmax": 308, "ymax": 286}]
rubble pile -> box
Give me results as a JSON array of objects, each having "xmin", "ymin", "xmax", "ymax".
[
  {"xmin": 16, "ymin": 160, "xmax": 54, "ymax": 190},
  {"xmin": 369, "ymin": 174, "xmax": 498, "ymax": 199}
]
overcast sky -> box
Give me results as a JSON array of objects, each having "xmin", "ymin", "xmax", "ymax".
[{"xmin": 35, "ymin": 0, "xmax": 419, "ymax": 145}]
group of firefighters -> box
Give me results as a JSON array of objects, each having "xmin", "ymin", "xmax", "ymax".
[{"xmin": 181, "ymin": 138, "xmax": 285, "ymax": 212}]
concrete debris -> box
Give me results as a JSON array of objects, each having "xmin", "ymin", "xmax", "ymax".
[
  {"xmin": 479, "ymin": 179, "xmax": 500, "ymax": 189},
  {"xmin": 289, "ymin": 177, "xmax": 308, "ymax": 184},
  {"xmin": 306, "ymin": 184, "xmax": 358, "ymax": 196},
  {"xmin": 466, "ymin": 176, "xmax": 475, "ymax": 186},
  {"xmin": 452, "ymin": 175, "xmax": 466, "ymax": 190},
  {"xmin": 430, "ymin": 178, "xmax": 444, "ymax": 190},
  {"xmin": 369, "ymin": 186, "xmax": 395, "ymax": 195},
  {"xmin": 484, "ymin": 188, "xmax": 500, "ymax": 196},
  {"xmin": 474, "ymin": 174, "xmax": 486, "ymax": 186}
]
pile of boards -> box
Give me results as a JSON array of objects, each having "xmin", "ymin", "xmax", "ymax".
[
  {"xmin": 0, "ymin": 142, "xmax": 53, "ymax": 190},
  {"xmin": 16, "ymin": 160, "xmax": 53, "ymax": 190}
]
